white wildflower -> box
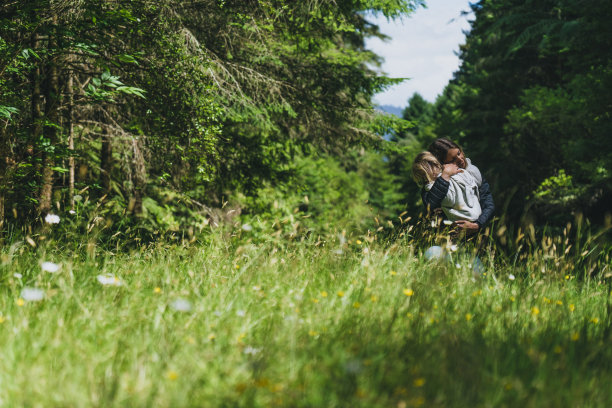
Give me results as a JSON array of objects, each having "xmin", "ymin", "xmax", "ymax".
[
  {"xmin": 41, "ymin": 261, "xmax": 61, "ymax": 273},
  {"xmin": 241, "ymin": 224, "xmax": 253, "ymax": 231},
  {"xmin": 96, "ymin": 274, "xmax": 123, "ymax": 286},
  {"xmin": 170, "ymin": 298, "xmax": 192, "ymax": 312},
  {"xmin": 236, "ymin": 309, "xmax": 246, "ymax": 317},
  {"xmin": 44, "ymin": 214, "xmax": 60, "ymax": 224},
  {"xmin": 449, "ymin": 244, "xmax": 458, "ymax": 252},
  {"xmin": 21, "ymin": 287, "xmax": 44, "ymax": 302},
  {"xmin": 443, "ymin": 220, "xmax": 453, "ymax": 226},
  {"xmin": 69, "ymin": 210, "xmax": 76, "ymax": 215},
  {"xmin": 508, "ymin": 274, "xmax": 516, "ymax": 281},
  {"xmin": 13, "ymin": 273, "xmax": 22, "ymax": 279},
  {"xmin": 431, "ymin": 220, "xmax": 437, "ymax": 228},
  {"xmin": 243, "ymin": 346, "xmax": 261, "ymax": 355}
]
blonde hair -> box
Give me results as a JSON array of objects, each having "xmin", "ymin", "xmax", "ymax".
[{"xmin": 412, "ymin": 151, "xmax": 442, "ymax": 186}]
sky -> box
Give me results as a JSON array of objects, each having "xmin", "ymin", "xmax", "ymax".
[{"xmin": 366, "ymin": 0, "xmax": 472, "ymax": 108}]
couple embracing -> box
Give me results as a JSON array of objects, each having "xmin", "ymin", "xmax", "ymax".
[{"xmin": 412, "ymin": 138, "xmax": 495, "ymax": 235}]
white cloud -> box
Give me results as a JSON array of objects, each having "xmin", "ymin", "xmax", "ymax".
[{"xmin": 366, "ymin": 0, "xmax": 472, "ymax": 107}]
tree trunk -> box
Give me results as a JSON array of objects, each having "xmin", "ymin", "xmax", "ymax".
[
  {"xmin": 100, "ymin": 121, "xmax": 112, "ymax": 194},
  {"xmin": 38, "ymin": 17, "xmax": 60, "ymax": 214},
  {"xmin": 67, "ymin": 69, "xmax": 75, "ymax": 208}
]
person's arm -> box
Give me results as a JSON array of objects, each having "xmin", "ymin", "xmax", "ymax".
[
  {"xmin": 421, "ymin": 176, "xmax": 449, "ymax": 212},
  {"xmin": 475, "ymin": 178, "xmax": 495, "ymax": 228}
]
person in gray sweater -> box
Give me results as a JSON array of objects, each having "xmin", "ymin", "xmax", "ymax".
[
  {"xmin": 413, "ymin": 151, "xmax": 482, "ymax": 223},
  {"xmin": 417, "ymin": 138, "xmax": 495, "ymax": 233}
]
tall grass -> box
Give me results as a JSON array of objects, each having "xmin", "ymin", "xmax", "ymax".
[{"xmin": 0, "ymin": 217, "xmax": 611, "ymax": 407}]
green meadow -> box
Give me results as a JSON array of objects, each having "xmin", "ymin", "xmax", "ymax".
[{"xmin": 2, "ymin": 222, "xmax": 611, "ymax": 407}]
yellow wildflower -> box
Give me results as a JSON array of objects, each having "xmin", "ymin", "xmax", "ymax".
[
  {"xmin": 390, "ymin": 270, "xmax": 397, "ymax": 276},
  {"xmin": 337, "ymin": 291, "xmax": 344, "ymax": 297},
  {"xmin": 569, "ymin": 304, "xmax": 575, "ymax": 312},
  {"xmin": 465, "ymin": 313, "xmax": 473, "ymax": 321},
  {"xmin": 154, "ymin": 287, "xmax": 162, "ymax": 294},
  {"xmin": 16, "ymin": 298, "xmax": 24, "ymax": 307},
  {"xmin": 166, "ymin": 371, "xmax": 179, "ymax": 381},
  {"xmin": 531, "ymin": 307, "xmax": 540, "ymax": 316},
  {"xmin": 353, "ymin": 302, "xmax": 361, "ymax": 308},
  {"xmin": 571, "ymin": 332, "xmax": 580, "ymax": 341},
  {"xmin": 413, "ymin": 378, "xmax": 426, "ymax": 387},
  {"xmin": 403, "ymin": 288, "xmax": 414, "ymax": 297},
  {"xmin": 320, "ymin": 291, "xmax": 328, "ymax": 297}
]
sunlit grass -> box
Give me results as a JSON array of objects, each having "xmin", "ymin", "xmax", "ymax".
[{"xmin": 1, "ymin": 223, "xmax": 611, "ymax": 406}]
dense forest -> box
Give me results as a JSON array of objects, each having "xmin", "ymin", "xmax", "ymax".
[
  {"xmin": 396, "ymin": 0, "xmax": 612, "ymax": 230},
  {"xmin": 1, "ymin": 0, "xmax": 611, "ymax": 242}
]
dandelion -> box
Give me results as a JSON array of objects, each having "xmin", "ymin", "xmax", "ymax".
[
  {"xmin": 166, "ymin": 371, "xmax": 179, "ymax": 381},
  {"xmin": 41, "ymin": 261, "xmax": 61, "ymax": 273},
  {"xmin": 170, "ymin": 298, "xmax": 192, "ymax": 312},
  {"xmin": 413, "ymin": 378, "xmax": 426, "ymax": 387},
  {"xmin": 308, "ymin": 330, "xmax": 318, "ymax": 337},
  {"xmin": 531, "ymin": 306, "xmax": 540, "ymax": 316},
  {"xmin": 565, "ymin": 275, "xmax": 570, "ymax": 280},
  {"xmin": 337, "ymin": 291, "xmax": 344, "ymax": 297},
  {"xmin": 353, "ymin": 302, "xmax": 361, "ymax": 308},
  {"xmin": 311, "ymin": 298, "xmax": 319, "ymax": 303},
  {"xmin": 508, "ymin": 274, "xmax": 515, "ymax": 281},
  {"xmin": 591, "ymin": 317, "xmax": 600, "ymax": 324},
  {"xmin": 569, "ymin": 304, "xmax": 575, "ymax": 312},
  {"xmin": 571, "ymin": 332, "xmax": 580, "ymax": 341},
  {"xmin": 44, "ymin": 213, "xmax": 60, "ymax": 224},
  {"xmin": 465, "ymin": 313, "xmax": 473, "ymax": 321},
  {"xmin": 97, "ymin": 274, "xmax": 123, "ymax": 286},
  {"xmin": 21, "ymin": 287, "xmax": 44, "ymax": 302},
  {"xmin": 390, "ymin": 270, "xmax": 397, "ymax": 276},
  {"xmin": 16, "ymin": 298, "xmax": 25, "ymax": 307},
  {"xmin": 403, "ymin": 288, "xmax": 414, "ymax": 297},
  {"xmin": 370, "ymin": 295, "xmax": 378, "ymax": 302},
  {"xmin": 0, "ymin": 316, "xmax": 5, "ymax": 324},
  {"xmin": 208, "ymin": 334, "xmax": 216, "ymax": 341},
  {"xmin": 154, "ymin": 287, "xmax": 162, "ymax": 294},
  {"xmin": 356, "ymin": 240, "xmax": 362, "ymax": 245},
  {"xmin": 320, "ymin": 291, "xmax": 328, "ymax": 297}
]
